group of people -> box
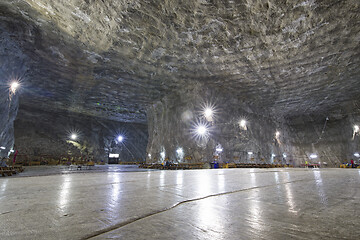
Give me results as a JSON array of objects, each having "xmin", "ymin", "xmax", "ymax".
[{"xmin": 349, "ymin": 159, "xmax": 357, "ymax": 168}]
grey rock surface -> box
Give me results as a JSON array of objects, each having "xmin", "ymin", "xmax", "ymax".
[
  {"xmin": 14, "ymin": 106, "xmax": 148, "ymax": 162},
  {"xmin": 146, "ymin": 85, "xmax": 294, "ymax": 164},
  {"xmin": 0, "ymin": 0, "xmax": 359, "ymax": 122},
  {"xmin": 0, "ymin": 1, "xmax": 359, "ymax": 163},
  {"xmin": 0, "ymin": 28, "xmax": 27, "ymax": 157}
]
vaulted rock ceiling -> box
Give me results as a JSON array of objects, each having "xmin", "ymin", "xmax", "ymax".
[{"xmin": 1, "ymin": 0, "xmax": 359, "ymax": 123}]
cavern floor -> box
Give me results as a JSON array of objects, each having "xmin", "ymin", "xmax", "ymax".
[{"xmin": 0, "ymin": 168, "xmax": 359, "ymax": 240}]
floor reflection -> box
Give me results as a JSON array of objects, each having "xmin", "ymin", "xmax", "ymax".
[
  {"xmin": 111, "ymin": 173, "xmax": 121, "ymax": 203},
  {"xmin": 159, "ymin": 170, "xmax": 165, "ymax": 186},
  {"xmin": 248, "ymin": 172, "xmax": 264, "ymax": 232},
  {"xmin": 176, "ymin": 171, "xmax": 183, "ymax": 186},
  {"xmin": 284, "ymin": 172, "xmax": 297, "ymax": 214},
  {"xmin": 313, "ymin": 170, "xmax": 328, "ymax": 205},
  {"xmin": 196, "ymin": 197, "xmax": 226, "ymax": 238},
  {"xmin": 217, "ymin": 170, "xmax": 225, "ymax": 192},
  {"xmin": 58, "ymin": 175, "xmax": 71, "ymax": 212},
  {"xmin": 197, "ymin": 170, "xmax": 212, "ymax": 196},
  {"xmin": 0, "ymin": 179, "xmax": 8, "ymax": 202}
]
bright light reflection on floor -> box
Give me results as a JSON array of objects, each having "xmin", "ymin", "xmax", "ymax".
[
  {"xmin": 159, "ymin": 171, "xmax": 165, "ymax": 186},
  {"xmin": 176, "ymin": 171, "xmax": 183, "ymax": 186},
  {"xmin": 58, "ymin": 175, "xmax": 71, "ymax": 211},
  {"xmin": 217, "ymin": 170, "xmax": 225, "ymax": 191},
  {"xmin": 284, "ymin": 172, "xmax": 297, "ymax": 214},
  {"xmin": 197, "ymin": 171, "xmax": 212, "ymax": 196},
  {"xmin": 313, "ymin": 170, "xmax": 328, "ymax": 205},
  {"xmin": 111, "ymin": 174, "xmax": 121, "ymax": 202},
  {"xmin": 0, "ymin": 179, "xmax": 8, "ymax": 196},
  {"xmin": 249, "ymin": 173, "xmax": 264, "ymax": 232},
  {"xmin": 196, "ymin": 198, "xmax": 225, "ymax": 238}
]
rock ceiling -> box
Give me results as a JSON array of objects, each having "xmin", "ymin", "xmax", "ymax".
[{"xmin": 0, "ymin": 0, "xmax": 359, "ymax": 123}]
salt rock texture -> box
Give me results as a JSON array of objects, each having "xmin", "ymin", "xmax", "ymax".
[
  {"xmin": 14, "ymin": 106, "xmax": 148, "ymax": 162},
  {"xmin": 0, "ymin": 28, "xmax": 27, "ymax": 157},
  {"xmin": 0, "ymin": 1, "xmax": 359, "ymax": 163}
]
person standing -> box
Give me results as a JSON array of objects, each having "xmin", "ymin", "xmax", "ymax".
[
  {"xmin": 351, "ymin": 159, "xmax": 355, "ymax": 168},
  {"xmin": 12, "ymin": 150, "xmax": 18, "ymax": 167}
]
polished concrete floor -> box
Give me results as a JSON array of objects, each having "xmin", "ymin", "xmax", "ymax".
[{"xmin": 0, "ymin": 167, "xmax": 359, "ymax": 239}]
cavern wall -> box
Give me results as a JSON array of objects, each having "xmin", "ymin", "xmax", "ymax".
[
  {"xmin": 0, "ymin": 29, "xmax": 28, "ymax": 158},
  {"xmin": 14, "ymin": 106, "xmax": 148, "ymax": 163},
  {"xmin": 288, "ymin": 114, "xmax": 360, "ymax": 167},
  {"xmin": 146, "ymin": 86, "xmax": 294, "ymax": 165}
]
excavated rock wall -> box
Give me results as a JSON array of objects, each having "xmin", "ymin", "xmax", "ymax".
[
  {"xmin": 147, "ymin": 85, "xmax": 360, "ymax": 167},
  {"xmin": 288, "ymin": 114, "xmax": 360, "ymax": 167},
  {"xmin": 0, "ymin": 28, "xmax": 28, "ymax": 158},
  {"xmin": 14, "ymin": 106, "xmax": 148, "ymax": 163},
  {"xmin": 146, "ymin": 86, "xmax": 294, "ymax": 165}
]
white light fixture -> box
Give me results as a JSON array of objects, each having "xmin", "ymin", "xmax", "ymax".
[
  {"xmin": 148, "ymin": 153, "xmax": 151, "ymax": 158},
  {"xmin": 196, "ymin": 125, "xmax": 207, "ymax": 135},
  {"xmin": 192, "ymin": 120, "xmax": 211, "ymax": 140},
  {"xmin": 283, "ymin": 153, "xmax": 287, "ymax": 158},
  {"xmin": 275, "ymin": 131, "xmax": 280, "ymax": 137},
  {"xmin": 176, "ymin": 148, "xmax": 183, "ymax": 154},
  {"xmin": 354, "ymin": 152, "xmax": 360, "ymax": 158},
  {"xmin": 309, "ymin": 154, "xmax": 318, "ymax": 159},
  {"xmin": 240, "ymin": 119, "xmax": 246, "ymax": 127},
  {"xmin": 160, "ymin": 151, "xmax": 165, "ymax": 159},
  {"xmin": 271, "ymin": 154, "xmax": 276, "ymax": 157},
  {"xmin": 204, "ymin": 108, "xmax": 213, "ymax": 118},
  {"xmin": 354, "ymin": 125, "xmax": 359, "ymax": 133},
  {"xmin": 10, "ymin": 81, "xmax": 19, "ymax": 93},
  {"xmin": 109, "ymin": 153, "xmax": 119, "ymax": 158},
  {"xmin": 0, "ymin": 146, "xmax": 5, "ymax": 150},
  {"xmin": 117, "ymin": 135, "xmax": 124, "ymax": 142},
  {"xmin": 70, "ymin": 134, "xmax": 77, "ymax": 140},
  {"xmin": 216, "ymin": 148, "xmax": 223, "ymax": 152},
  {"xmin": 248, "ymin": 152, "xmax": 253, "ymax": 155}
]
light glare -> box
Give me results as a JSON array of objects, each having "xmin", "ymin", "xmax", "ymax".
[
  {"xmin": 70, "ymin": 134, "xmax": 77, "ymax": 140},
  {"xmin": 240, "ymin": 119, "xmax": 246, "ymax": 127},
  {"xmin": 354, "ymin": 153, "xmax": 360, "ymax": 158},
  {"xmin": 354, "ymin": 125, "xmax": 359, "ymax": 133},
  {"xmin": 176, "ymin": 148, "xmax": 183, "ymax": 154},
  {"xmin": 248, "ymin": 152, "xmax": 253, "ymax": 155},
  {"xmin": 109, "ymin": 153, "xmax": 119, "ymax": 158},
  {"xmin": 191, "ymin": 119, "xmax": 211, "ymax": 141},
  {"xmin": 10, "ymin": 81, "xmax": 19, "ymax": 93},
  {"xmin": 310, "ymin": 154, "xmax": 318, "ymax": 159},
  {"xmin": 197, "ymin": 125, "xmax": 207, "ymax": 135},
  {"xmin": 117, "ymin": 135, "xmax": 124, "ymax": 142},
  {"xmin": 204, "ymin": 108, "xmax": 213, "ymax": 118}
]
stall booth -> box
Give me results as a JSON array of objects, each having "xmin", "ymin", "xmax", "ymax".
[{"xmin": 108, "ymin": 153, "xmax": 119, "ymax": 164}]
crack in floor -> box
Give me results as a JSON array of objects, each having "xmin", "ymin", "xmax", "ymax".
[{"xmin": 82, "ymin": 178, "xmax": 312, "ymax": 240}]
